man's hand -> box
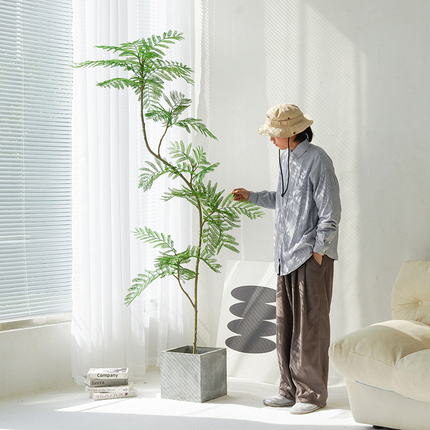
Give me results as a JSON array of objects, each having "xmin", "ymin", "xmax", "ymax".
[
  {"xmin": 232, "ymin": 188, "xmax": 250, "ymax": 202},
  {"xmin": 313, "ymin": 252, "xmax": 323, "ymax": 265}
]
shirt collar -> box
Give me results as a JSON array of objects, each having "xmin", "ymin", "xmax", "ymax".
[{"xmin": 290, "ymin": 139, "xmax": 310, "ymax": 159}]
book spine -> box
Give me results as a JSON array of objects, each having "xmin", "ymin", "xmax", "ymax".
[
  {"xmin": 84, "ymin": 376, "xmax": 128, "ymax": 387},
  {"xmin": 91, "ymin": 389, "xmax": 137, "ymax": 400},
  {"xmin": 85, "ymin": 383, "xmax": 134, "ymax": 393},
  {"xmin": 87, "ymin": 370, "xmax": 128, "ymax": 380}
]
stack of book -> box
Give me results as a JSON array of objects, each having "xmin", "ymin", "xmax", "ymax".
[{"xmin": 84, "ymin": 367, "xmax": 137, "ymax": 400}]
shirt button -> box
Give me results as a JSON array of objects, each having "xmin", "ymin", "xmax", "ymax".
[{"xmin": 418, "ymin": 301, "xmax": 423, "ymax": 306}]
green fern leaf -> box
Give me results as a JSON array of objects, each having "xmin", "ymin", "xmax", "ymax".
[
  {"xmin": 174, "ymin": 118, "xmax": 217, "ymax": 140},
  {"xmin": 97, "ymin": 78, "xmax": 138, "ymax": 90},
  {"xmin": 138, "ymin": 158, "xmax": 171, "ymax": 191},
  {"xmin": 133, "ymin": 227, "xmax": 176, "ymax": 253},
  {"xmin": 124, "ymin": 268, "xmax": 168, "ymax": 305}
]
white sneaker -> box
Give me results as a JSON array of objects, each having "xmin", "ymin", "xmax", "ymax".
[
  {"xmin": 263, "ymin": 394, "xmax": 295, "ymax": 407},
  {"xmin": 290, "ymin": 402, "xmax": 322, "ymax": 414}
]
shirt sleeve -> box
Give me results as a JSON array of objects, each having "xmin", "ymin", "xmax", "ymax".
[
  {"xmin": 248, "ymin": 190, "xmax": 277, "ymax": 209},
  {"xmin": 312, "ymin": 169, "xmax": 341, "ymax": 255}
]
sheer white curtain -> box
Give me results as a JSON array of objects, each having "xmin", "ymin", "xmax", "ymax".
[{"xmin": 71, "ymin": 0, "xmax": 195, "ymax": 383}]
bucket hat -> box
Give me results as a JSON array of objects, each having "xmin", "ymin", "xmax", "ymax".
[{"xmin": 258, "ymin": 104, "xmax": 313, "ymax": 138}]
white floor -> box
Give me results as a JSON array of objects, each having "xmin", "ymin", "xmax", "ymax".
[{"xmin": 0, "ymin": 367, "xmax": 377, "ymax": 430}]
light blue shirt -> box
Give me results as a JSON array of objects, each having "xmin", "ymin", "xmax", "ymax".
[{"xmin": 249, "ymin": 139, "xmax": 341, "ymax": 275}]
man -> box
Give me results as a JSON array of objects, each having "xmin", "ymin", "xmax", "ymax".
[{"xmin": 232, "ymin": 103, "xmax": 341, "ymax": 414}]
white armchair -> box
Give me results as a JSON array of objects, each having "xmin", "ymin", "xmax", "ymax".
[{"xmin": 329, "ymin": 260, "xmax": 430, "ymax": 430}]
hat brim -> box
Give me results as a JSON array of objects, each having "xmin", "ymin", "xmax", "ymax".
[{"xmin": 258, "ymin": 115, "xmax": 313, "ymax": 138}]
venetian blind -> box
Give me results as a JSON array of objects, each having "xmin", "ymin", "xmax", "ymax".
[{"xmin": 0, "ymin": 0, "xmax": 73, "ymax": 321}]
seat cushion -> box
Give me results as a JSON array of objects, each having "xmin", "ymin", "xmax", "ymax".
[
  {"xmin": 329, "ymin": 319, "xmax": 430, "ymax": 401},
  {"xmin": 393, "ymin": 349, "xmax": 430, "ymax": 402}
]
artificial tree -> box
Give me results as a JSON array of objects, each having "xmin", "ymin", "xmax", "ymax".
[{"xmin": 74, "ymin": 31, "xmax": 264, "ymax": 354}]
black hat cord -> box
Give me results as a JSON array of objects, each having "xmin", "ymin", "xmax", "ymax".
[{"xmin": 279, "ymin": 137, "xmax": 290, "ymax": 197}]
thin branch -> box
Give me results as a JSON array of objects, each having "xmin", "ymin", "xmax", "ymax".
[
  {"xmin": 158, "ymin": 124, "xmax": 170, "ymax": 157},
  {"xmin": 192, "ymin": 201, "xmax": 204, "ymax": 353},
  {"xmin": 174, "ymin": 270, "xmax": 195, "ymax": 309},
  {"xmin": 139, "ymin": 89, "xmax": 194, "ymax": 191}
]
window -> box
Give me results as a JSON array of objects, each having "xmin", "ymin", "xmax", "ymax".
[{"xmin": 0, "ymin": 0, "xmax": 73, "ymax": 321}]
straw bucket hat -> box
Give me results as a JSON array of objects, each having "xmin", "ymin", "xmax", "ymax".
[{"xmin": 258, "ymin": 104, "xmax": 313, "ymax": 138}]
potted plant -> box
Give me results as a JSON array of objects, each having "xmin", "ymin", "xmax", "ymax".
[{"xmin": 74, "ymin": 30, "xmax": 264, "ymax": 402}]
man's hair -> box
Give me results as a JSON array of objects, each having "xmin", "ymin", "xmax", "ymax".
[{"xmin": 295, "ymin": 126, "xmax": 313, "ymax": 143}]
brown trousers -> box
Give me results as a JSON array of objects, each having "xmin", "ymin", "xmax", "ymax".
[{"xmin": 276, "ymin": 254, "xmax": 334, "ymax": 407}]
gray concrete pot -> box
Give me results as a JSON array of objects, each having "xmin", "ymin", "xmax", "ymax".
[{"xmin": 160, "ymin": 345, "xmax": 227, "ymax": 402}]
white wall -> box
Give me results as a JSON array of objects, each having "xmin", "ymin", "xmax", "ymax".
[
  {"xmin": 0, "ymin": 323, "xmax": 72, "ymax": 398},
  {"xmin": 194, "ymin": 0, "xmax": 430, "ymax": 347}
]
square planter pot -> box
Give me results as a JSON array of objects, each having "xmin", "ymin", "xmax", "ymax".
[{"xmin": 160, "ymin": 345, "xmax": 227, "ymax": 402}]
